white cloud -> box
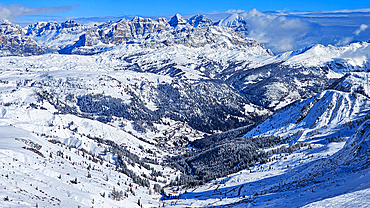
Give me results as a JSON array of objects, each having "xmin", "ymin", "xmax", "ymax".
[
  {"xmin": 215, "ymin": 8, "xmax": 370, "ymax": 53},
  {"xmin": 237, "ymin": 9, "xmax": 318, "ymax": 53},
  {"xmin": 324, "ymin": 8, "xmax": 370, "ymax": 13},
  {"xmin": 354, "ymin": 24, "xmax": 368, "ymax": 36},
  {"xmin": 225, "ymin": 9, "xmax": 245, "ymax": 13},
  {"xmin": 335, "ymin": 37, "xmax": 354, "ymax": 46},
  {"xmin": 0, "ymin": 4, "xmax": 76, "ymax": 22}
]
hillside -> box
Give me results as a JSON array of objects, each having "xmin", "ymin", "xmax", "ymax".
[{"xmin": 0, "ymin": 13, "xmax": 370, "ymax": 207}]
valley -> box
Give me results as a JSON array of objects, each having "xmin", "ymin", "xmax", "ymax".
[{"xmin": 0, "ymin": 13, "xmax": 370, "ymax": 207}]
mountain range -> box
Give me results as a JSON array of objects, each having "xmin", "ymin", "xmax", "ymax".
[{"xmin": 0, "ymin": 13, "xmax": 370, "ymax": 207}]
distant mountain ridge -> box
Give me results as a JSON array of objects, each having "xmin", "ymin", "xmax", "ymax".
[{"xmin": 0, "ymin": 13, "xmax": 258, "ymax": 56}]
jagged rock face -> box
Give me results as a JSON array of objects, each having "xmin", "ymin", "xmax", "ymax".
[
  {"xmin": 217, "ymin": 13, "xmax": 248, "ymax": 34},
  {"xmin": 24, "ymin": 20, "xmax": 91, "ymax": 53},
  {"xmin": 0, "ymin": 21, "xmax": 44, "ymax": 56},
  {"xmin": 187, "ymin": 14, "xmax": 214, "ymax": 27},
  {"xmin": 91, "ymin": 15, "xmax": 241, "ymax": 49},
  {"xmin": 80, "ymin": 30, "xmax": 102, "ymax": 46},
  {"xmin": 168, "ymin": 14, "xmax": 188, "ymax": 27},
  {"xmin": 160, "ymin": 26, "xmax": 260, "ymax": 49},
  {"xmin": 60, "ymin": 17, "xmax": 173, "ymax": 54},
  {"xmin": 26, "ymin": 21, "xmax": 59, "ymax": 36},
  {"xmin": 25, "ymin": 20, "xmax": 81, "ymax": 36},
  {"xmin": 0, "ymin": 20, "xmax": 86, "ymax": 55},
  {"xmin": 61, "ymin": 19, "xmax": 80, "ymax": 28},
  {"xmin": 101, "ymin": 17, "xmax": 171, "ymax": 45},
  {"xmin": 0, "ymin": 21, "xmax": 24, "ymax": 35},
  {"xmin": 0, "ymin": 36, "xmax": 44, "ymax": 56},
  {"xmin": 100, "ymin": 20, "xmax": 131, "ymax": 44},
  {"xmin": 130, "ymin": 17, "xmax": 170, "ymax": 38}
]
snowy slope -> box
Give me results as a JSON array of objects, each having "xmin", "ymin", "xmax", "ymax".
[
  {"xmin": 160, "ymin": 72, "xmax": 370, "ymax": 207},
  {"xmin": 0, "ymin": 71, "xmax": 184, "ymax": 207},
  {"xmin": 245, "ymin": 89, "xmax": 370, "ymax": 141},
  {"xmin": 282, "ymin": 42, "xmax": 370, "ymax": 72},
  {"xmin": 1, "ymin": 14, "xmax": 370, "ymax": 208},
  {"xmin": 0, "ymin": 125, "xmax": 166, "ymax": 208},
  {"xmin": 217, "ymin": 13, "xmax": 248, "ymax": 34}
]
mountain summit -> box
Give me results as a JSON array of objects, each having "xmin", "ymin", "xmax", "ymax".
[
  {"xmin": 187, "ymin": 14, "xmax": 214, "ymax": 27},
  {"xmin": 168, "ymin": 14, "xmax": 188, "ymax": 27}
]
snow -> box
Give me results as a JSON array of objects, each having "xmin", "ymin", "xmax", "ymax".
[
  {"xmin": 0, "ymin": 51, "xmax": 369, "ymax": 206},
  {"xmin": 160, "ymin": 72, "xmax": 370, "ymax": 207},
  {"xmin": 244, "ymin": 104, "xmax": 255, "ymax": 113},
  {"xmin": 2, "ymin": 16, "xmax": 370, "ymax": 208},
  {"xmin": 0, "ymin": 109, "xmax": 172, "ymax": 207},
  {"xmin": 0, "ymin": 61, "xmax": 187, "ymax": 207},
  {"xmin": 282, "ymin": 42, "xmax": 370, "ymax": 72},
  {"xmin": 303, "ymin": 188, "xmax": 370, "ymax": 208},
  {"xmin": 0, "ymin": 126, "xmax": 152, "ymax": 207}
]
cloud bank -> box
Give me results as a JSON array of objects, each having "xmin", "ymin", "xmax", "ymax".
[
  {"xmin": 220, "ymin": 8, "xmax": 370, "ymax": 53},
  {"xmin": 0, "ymin": 4, "xmax": 76, "ymax": 22},
  {"xmin": 236, "ymin": 9, "xmax": 319, "ymax": 53}
]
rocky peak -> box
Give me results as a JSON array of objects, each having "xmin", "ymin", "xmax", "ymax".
[
  {"xmin": 130, "ymin": 16, "xmax": 169, "ymax": 27},
  {"xmin": 217, "ymin": 13, "xmax": 248, "ymax": 33},
  {"xmin": 61, "ymin": 20, "xmax": 80, "ymax": 28},
  {"xmin": 168, "ymin": 14, "xmax": 188, "ymax": 27},
  {"xmin": 131, "ymin": 16, "xmax": 150, "ymax": 23},
  {"xmin": 26, "ymin": 20, "xmax": 83, "ymax": 37},
  {"xmin": 126, "ymin": 16, "xmax": 170, "ymax": 38},
  {"xmin": 43, "ymin": 22, "xmax": 62, "ymax": 34},
  {"xmin": 25, "ymin": 21, "xmax": 60, "ymax": 36},
  {"xmin": 25, "ymin": 22, "xmax": 46, "ymax": 35},
  {"xmin": 187, "ymin": 14, "xmax": 213, "ymax": 27},
  {"xmin": 0, "ymin": 21, "xmax": 23, "ymax": 35},
  {"xmin": 155, "ymin": 17, "xmax": 169, "ymax": 25}
]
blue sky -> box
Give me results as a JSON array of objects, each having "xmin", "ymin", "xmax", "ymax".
[{"xmin": 1, "ymin": 0, "xmax": 370, "ymax": 20}]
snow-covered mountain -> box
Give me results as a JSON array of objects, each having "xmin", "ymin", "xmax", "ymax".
[
  {"xmin": 281, "ymin": 42, "xmax": 370, "ymax": 71},
  {"xmin": 0, "ymin": 21, "xmax": 44, "ymax": 56},
  {"xmin": 217, "ymin": 13, "xmax": 248, "ymax": 34},
  {"xmin": 25, "ymin": 20, "xmax": 91, "ymax": 53},
  {"xmin": 1, "ymin": 12, "xmax": 370, "ymax": 208},
  {"xmin": 0, "ymin": 14, "xmax": 270, "ymax": 56}
]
